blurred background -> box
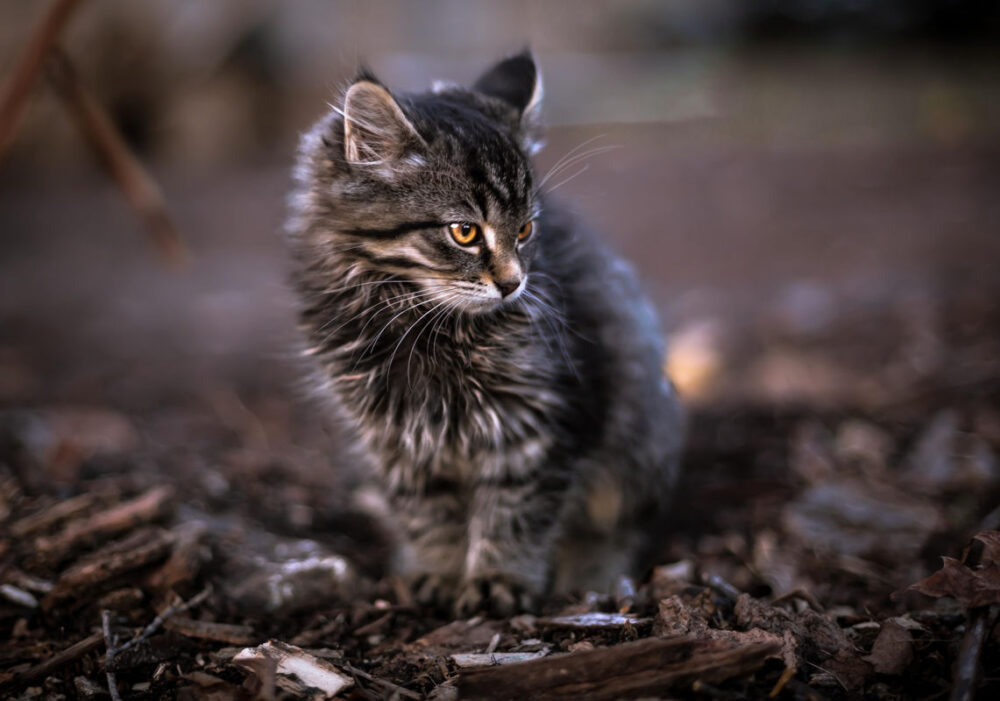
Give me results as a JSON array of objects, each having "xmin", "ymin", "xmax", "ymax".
[{"xmin": 2, "ymin": 0, "xmax": 1000, "ymax": 584}]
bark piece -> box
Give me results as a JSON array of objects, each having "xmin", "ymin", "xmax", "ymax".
[
  {"xmin": 146, "ymin": 522, "xmax": 210, "ymax": 594},
  {"xmin": 34, "ymin": 486, "xmax": 175, "ymax": 566},
  {"xmin": 164, "ymin": 617, "xmax": 257, "ymax": 645},
  {"xmin": 10, "ymin": 492, "xmax": 97, "ymax": 538},
  {"xmin": 451, "ymin": 649, "xmax": 551, "ymax": 668},
  {"xmin": 44, "ymin": 527, "xmax": 175, "ymax": 608},
  {"xmin": 458, "ymin": 636, "xmax": 779, "ymax": 701},
  {"xmin": 539, "ymin": 612, "xmax": 652, "ymax": 631},
  {"xmin": 233, "ymin": 640, "xmax": 353, "ymax": 699}
]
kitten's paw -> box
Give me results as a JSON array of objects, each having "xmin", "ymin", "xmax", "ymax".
[
  {"xmin": 454, "ymin": 575, "xmax": 535, "ymax": 618},
  {"xmin": 410, "ymin": 573, "xmax": 457, "ymax": 610}
]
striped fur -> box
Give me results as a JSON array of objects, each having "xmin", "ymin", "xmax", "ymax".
[{"xmin": 284, "ymin": 53, "xmax": 684, "ymax": 615}]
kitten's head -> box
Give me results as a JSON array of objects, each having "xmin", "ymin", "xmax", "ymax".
[{"xmin": 294, "ymin": 52, "xmax": 544, "ymax": 313}]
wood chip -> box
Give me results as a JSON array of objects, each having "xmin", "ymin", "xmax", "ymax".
[
  {"xmin": 164, "ymin": 617, "xmax": 257, "ymax": 645},
  {"xmin": 451, "ymin": 649, "xmax": 551, "ymax": 668},
  {"xmin": 10, "ymin": 492, "xmax": 97, "ymax": 538},
  {"xmin": 234, "ymin": 640, "xmax": 353, "ymax": 698},
  {"xmin": 539, "ymin": 612, "xmax": 651, "ymax": 630},
  {"xmin": 43, "ymin": 527, "xmax": 175, "ymax": 609},
  {"xmin": 0, "ymin": 584, "xmax": 38, "ymax": 608},
  {"xmin": 34, "ymin": 486, "xmax": 175, "ymax": 565}
]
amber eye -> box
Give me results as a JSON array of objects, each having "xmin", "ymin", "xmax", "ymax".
[
  {"xmin": 517, "ymin": 220, "xmax": 534, "ymax": 242},
  {"xmin": 448, "ymin": 222, "xmax": 480, "ymax": 246}
]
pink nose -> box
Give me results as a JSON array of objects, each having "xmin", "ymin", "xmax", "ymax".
[{"xmin": 496, "ymin": 279, "xmax": 520, "ymax": 298}]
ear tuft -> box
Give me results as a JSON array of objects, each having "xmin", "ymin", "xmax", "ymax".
[
  {"xmin": 342, "ymin": 81, "xmax": 423, "ymax": 166},
  {"xmin": 473, "ymin": 51, "xmax": 542, "ymax": 119}
]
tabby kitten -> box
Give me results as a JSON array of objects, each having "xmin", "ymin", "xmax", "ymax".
[{"xmin": 285, "ymin": 52, "xmax": 684, "ymax": 615}]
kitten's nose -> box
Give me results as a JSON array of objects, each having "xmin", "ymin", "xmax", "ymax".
[{"xmin": 496, "ymin": 278, "xmax": 521, "ymax": 298}]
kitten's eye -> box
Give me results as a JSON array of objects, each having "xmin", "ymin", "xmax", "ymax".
[
  {"xmin": 518, "ymin": 220, "xmax": 534, "ymax": 242},
  {"xmin": 448, "ymin": 222, "xmax": 480, "ymax": 246}
]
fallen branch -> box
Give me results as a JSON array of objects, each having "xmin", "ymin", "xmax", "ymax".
[
  {"xmin": 45, "ymin": 50, "xmax": 188, "ymax": 266},
  {"xmin": 458, "ymin": 636, "xmax": 780, "ymax": 701},
  {"xmin": 0, "ymin": 0, "xmax": 84, "ymax": 161}
]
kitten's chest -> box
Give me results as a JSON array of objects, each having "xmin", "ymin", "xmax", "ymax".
[{"xmin": 336, "ymin": 332, "xmax": 563, "ymax": 485}]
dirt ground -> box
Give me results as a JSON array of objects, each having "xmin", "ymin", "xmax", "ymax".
[{"xmin": 2, "ymin": 114, "xmax": 1000, "ymax": 699}]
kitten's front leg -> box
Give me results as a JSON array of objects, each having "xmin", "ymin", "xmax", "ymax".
[
  {"xmin": 455, "ymin": 471, "xmax": 569, "ymax": 616},
  {"xmin": 389, "ymin": 485, "xmax": 467, "ymax": 609}
]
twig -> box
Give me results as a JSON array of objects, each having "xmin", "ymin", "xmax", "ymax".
[
  {"xmin": 101, "ymin": 610, "xmax": 123, "ymax": 701},
  {"xmin": 97, "ymin": 586, "xmax": 212, "ymax": 701},
  {"xmin": 44, "ymin": 49, "xmax": 188, "ymax": 267},
  {"xmin": 703, "ymin": 573, "xmax": 742, "ymax": 603},
  {"xmin": 334, "ymin": 661, "xmax": 422, "ymax": 700},
  {"xmin": 950, "ymin": 607, "xmax": 994, "ymax": 701},
  {"xmin": 950, "ymin": 539, "xmax": 999, "ymax": 701},
  {"xmin": 116, "ymin": 585, "xmax": 213, "ymax": 657},
  {"xmin": 0, "ymin": 0, "xmax": 84, "ymax": 161},
  {"xmin": 2, "ymin": 631, "xmax": 103, "ymax": 690}
]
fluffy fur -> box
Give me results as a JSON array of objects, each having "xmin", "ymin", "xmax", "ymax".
[{"xmin": 284, "ymin": 52, "xmax": 684, "ymax": 615}]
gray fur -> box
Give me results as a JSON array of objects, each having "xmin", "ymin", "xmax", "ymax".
[{"xmin": 284, "ymin": 52, "xmax": 684, "ymax": 615}]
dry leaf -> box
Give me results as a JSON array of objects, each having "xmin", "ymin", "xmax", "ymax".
[
  {"xmin": 863, "ymin": 620, "xmax": 913, "ymax": 675},
  {"xmin": 908, "ymin": 556, "xmax": 1000, "ymax": 609}
]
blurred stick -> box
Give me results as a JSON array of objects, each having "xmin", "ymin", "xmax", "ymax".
[
  {"xmin": 0, "ymin": 0, "xmax": 84, "ymax": 161},
  {"xmin": 951, "ymin": 539, "xmax": 999, "ymax": 701},
  {"xmin": 45, "ymin": 49, "xmax": 188, "ymax": 266}
]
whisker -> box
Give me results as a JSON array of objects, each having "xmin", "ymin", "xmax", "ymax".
[
  {"xmin": 387, "ymin": 293, "xmax": 459, "ymax": 389},
  {"xmin": 363, "ymin": 296, "xmax": 434, "ymax": 358},
  {"xmin": 319, "ymin": 288, "xmax": 437, "ymax": 342},
  {"xmin": 543, "ymin": 164, "xmax": 590, "ymax": 196},
  {"xmin": 537, "ymin": 134, "xmax": 608, "ymax": 188},
  {"xmin": 537, "ymin": 143, "xmax": 620, "ymax": 189},
  {"xmin": 405, "ymin": 293, "xmax": 461, "ymax": 389}
]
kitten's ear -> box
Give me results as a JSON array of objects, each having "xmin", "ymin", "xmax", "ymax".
[
  {"xmin": 474, "ymin": 52, "xmax": 544, "ymax": 153},
  {"xmin": 342, "ymin": 80, "xmax": 423, "ymax": 166},
  {"xmin": 474, "ymin": 52, "xmax": 542, "ymax": 118}
]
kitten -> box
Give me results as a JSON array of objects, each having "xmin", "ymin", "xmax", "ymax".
[{"xmin": 285, "ymin": 52, "xmax": 684, "ymax": 615}]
